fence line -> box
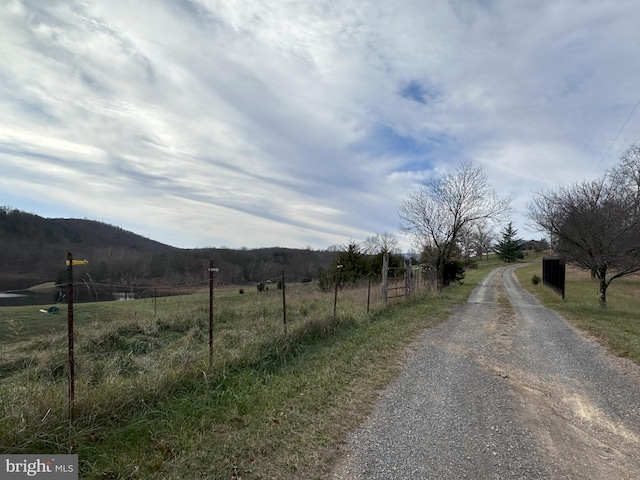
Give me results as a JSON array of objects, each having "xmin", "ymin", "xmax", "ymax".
[{"xmin": 2, "ymin": 257, "xmax": 434, "ymax": 428}]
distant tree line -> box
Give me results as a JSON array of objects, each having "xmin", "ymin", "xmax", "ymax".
[
  {"xmin": 0, "ymin": 208, "xmax": 412, "ymax": 292},
  {"xmin": 0, "ymin": 208, "xmax": 338, "ymax": 289}
]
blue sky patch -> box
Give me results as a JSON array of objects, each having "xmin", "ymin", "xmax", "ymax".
[{"xmin": 400, "ymin": 80, "xmax": 437, "ymax": 105}]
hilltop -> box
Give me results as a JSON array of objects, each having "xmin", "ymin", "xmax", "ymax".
[{"xmin": 0, "ymin": 207, "xmax": 335, "ymax": 291}]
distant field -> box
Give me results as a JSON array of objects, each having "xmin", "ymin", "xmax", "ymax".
[
  {"xmin": 0, "ymin": 282, "xmax": 311, "ymax": 343},
  {"xmin": 515, "ymin": 260, "xmax": 640, "ymax": 365}
]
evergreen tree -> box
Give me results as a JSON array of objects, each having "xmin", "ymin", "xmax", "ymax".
[
  {"xmin": 335, "ymin": 241, "xmax": 370, "ymax": 285},
  {"xmin": 495, "ymin": 222, "xmax": 524, "ymax": 263},
  {"xmin": 318, "ymin": 241, "xmax": 371, "ymax": 291}
]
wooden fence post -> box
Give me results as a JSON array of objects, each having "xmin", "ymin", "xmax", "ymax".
[{"xmin": 382, "ymin": 254, "xmax": 389, "ymax": 305}]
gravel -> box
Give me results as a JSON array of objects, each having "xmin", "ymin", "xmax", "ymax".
[{"xmin": 334, "ymin": 266, "xmax": 640, "ymax": 479}]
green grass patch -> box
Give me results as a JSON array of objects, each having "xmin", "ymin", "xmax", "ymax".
[
  {"xmin": 1, "ymin": 260, "xmax": 501, "ymax": 479},
  {"xmin": 515, "ymin": 260, "xmax": 640, "ymax": 365}
]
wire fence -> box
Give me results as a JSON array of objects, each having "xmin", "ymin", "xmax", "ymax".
[{"xmin": 0, "ymin": 256, "xmax": 435, "ymax": 433}]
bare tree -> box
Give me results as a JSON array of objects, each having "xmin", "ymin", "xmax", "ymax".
[
  {"xmin": 610, "ymin": 142, "xmax": 640, "ymax": 198},
  {"xmin": 399, "ymin": 162, "xmax": 511, "ymax": 289},
  {"xmin": 528, "ymin": 169, "xmax": 640, "ymax": 308},
  {"xmin": 474, "ymin": 220, "xmax": 496, "ymax": 261},
  {"xmin": 455, "ymin": 224, "xmax": 477, "ymax": 260},
  {"xmin": 456, "ymin": 220, "xmax": 496, "ymax": 261},
  {"xmin": 362, "ymin": 232, "xmax": 400, "ymax": 255}
]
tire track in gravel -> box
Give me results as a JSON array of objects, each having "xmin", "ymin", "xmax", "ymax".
[
  {"xmin": 498, "ymin": 266, "xmax": 640, "ymax": 479},
  {"xmin": 333, "ymin": 265, "xmax": 640, "ymax": 479}
]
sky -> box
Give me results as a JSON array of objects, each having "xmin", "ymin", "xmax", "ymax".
[{"xmin": 1, "ymin": 0, "xmax": 639, "ymax": 251}]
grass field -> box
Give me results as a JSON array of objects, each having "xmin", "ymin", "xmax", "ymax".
[{"xmin": 515, "ymin": 260, "xmax": 640, "ymax": 365}]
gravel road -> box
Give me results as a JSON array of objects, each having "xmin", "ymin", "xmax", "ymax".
[{"xmin": 333, "ymin": 266, "xmax": 640, "ymax": 479}]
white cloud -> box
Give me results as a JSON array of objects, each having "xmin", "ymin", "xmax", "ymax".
[{"xmin": 1, "ymin": 0, "xmax": 639, "ymax": 249}]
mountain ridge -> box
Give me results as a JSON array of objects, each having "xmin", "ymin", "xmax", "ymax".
[{"xmin": 0, "ymin": 207, "xmax": 335, "ymax": 290}]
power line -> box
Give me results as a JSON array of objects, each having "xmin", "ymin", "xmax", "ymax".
[{"xmin": 590, "ymin": 96, "xmax": 640, "ymax": 178}]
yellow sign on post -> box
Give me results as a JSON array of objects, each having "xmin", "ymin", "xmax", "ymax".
[{"xmin": 66, "ymin": 260, "xmax": 89, "ymax": 266}]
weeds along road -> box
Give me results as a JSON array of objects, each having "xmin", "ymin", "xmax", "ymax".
[{"xmin": 334, "ymin": 266, "xmax": 640, "ymax": 479}]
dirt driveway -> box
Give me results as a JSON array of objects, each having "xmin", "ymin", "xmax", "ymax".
[{"xmin": 334, "ymin": 266, "xmax": 640, "ymax": 479}]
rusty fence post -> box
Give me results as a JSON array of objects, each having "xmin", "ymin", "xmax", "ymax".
[
  {"xmin": 333, "ymin": 265, "xmax": 342, "ymax": 319},
  {"xmin": 209, "ymin": 260, "xmax": 214, "ymax": 369},
  {"xmin": 366, "ymin": 273, "xmax": 371, "ymax": 314},
  {"xmin": 66, "ymin": 250, "xmax": 75, "ymax": 422},
  {"xmin": 281, "ymin": 267, "xmax": 287, "ymax": 336}
]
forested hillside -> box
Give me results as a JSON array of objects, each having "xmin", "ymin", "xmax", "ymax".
[{"xmin": 0, "ymin": 207, "xmax": 336, "ymax": 290}]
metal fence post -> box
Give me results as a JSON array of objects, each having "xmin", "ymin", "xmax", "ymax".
[
  {"xmin": 64, "ymin": 251, "xmax": 88, "ymax": 421},
  {"xmin": 366, "ymin": 273, "xmax": 371, "ymax": 314},
  {"xmin": 333, "ymin": 265, "xmax": 342, "ymax": 319},
  {"xmin": 209, "ymin": 260, "xmax": 214, "ymax": 368},
  {"xmin": 281, "ymin": 267, "xmax": 287, "ymax": 336},
  {"xmin": 66, "ymin": 250, "xmax": 74, "ymax": 421}
]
